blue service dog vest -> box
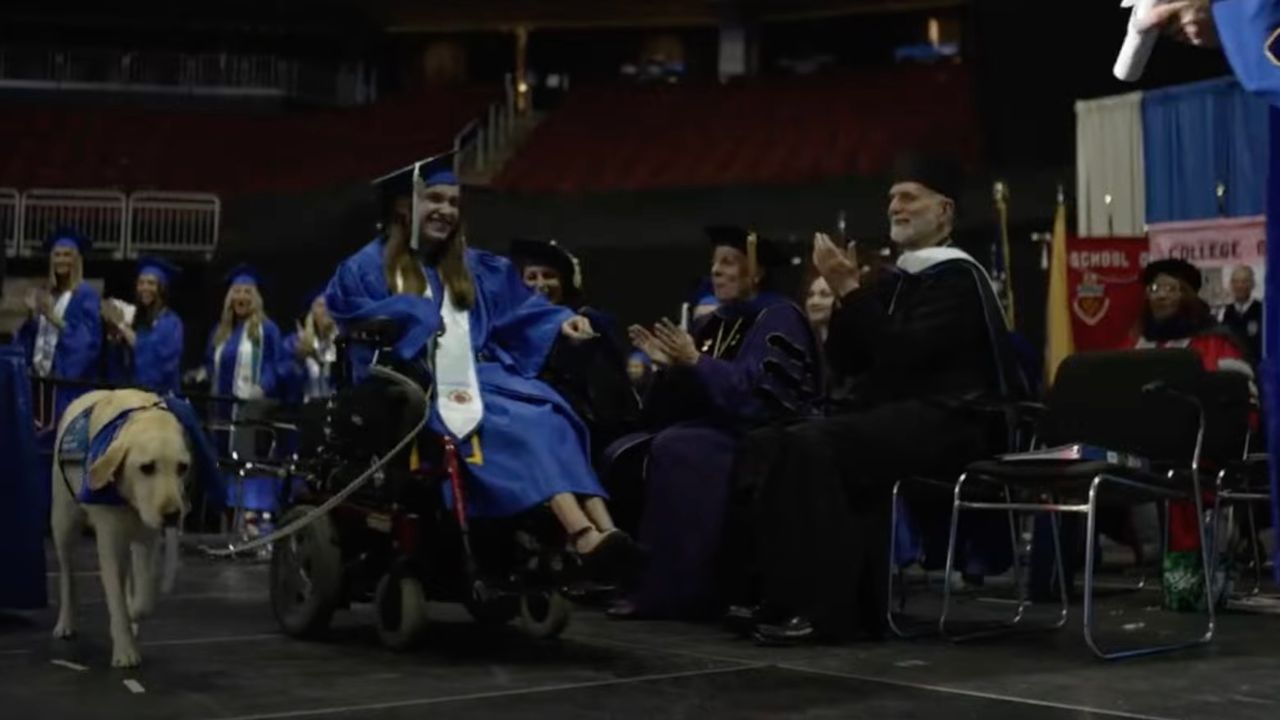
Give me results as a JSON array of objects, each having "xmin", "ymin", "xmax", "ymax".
[{"xmin": 58, "ymin": 404, "xmax": 154, "ymax": 506}]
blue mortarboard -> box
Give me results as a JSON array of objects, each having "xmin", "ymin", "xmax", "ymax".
[
  {"xmin": 136, "ymin": 256, "xmax": 181, "ymax": 286},
  {"xmin": 371, "ymin": 150, "xmax": 460, "ymax": 200},
  {"xmin": 44, "ymin": 226, "xmax": 91, "ymax": 255},
  {"xmin": 224, "ymin": 263, "xmax": 262, "ymax": 289}
]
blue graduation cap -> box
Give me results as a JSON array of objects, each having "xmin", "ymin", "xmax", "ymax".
[
  {"xmin": 224, "ymin": 263, "xmax": 262, "ymax": 289},
  {"xmin": 136, "ymin": 256, "xmax": 181, "ymax": 286},
  {"xmin": 371, "ymin": 150, "xmax": 459, "ymax": 200},
  {"xmin": 43, "ymin": 226, "xmax": 91, "ymax": 255}
]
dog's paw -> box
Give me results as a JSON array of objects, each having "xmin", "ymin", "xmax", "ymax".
[
  {"xmin": 52, "ymin": 619, "xmax": 76, "ymax": 640},
  {"xmin": 111, "ymin": 641, "xmax": 142, "ymax": 668}
]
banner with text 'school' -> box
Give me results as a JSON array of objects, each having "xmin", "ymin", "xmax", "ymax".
[{"xmin": 1066, "ymin": 236, "xmax": 1150, "ymax": 352}]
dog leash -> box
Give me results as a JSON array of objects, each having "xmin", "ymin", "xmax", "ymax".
[{"xmin": 202, "ymin": 365, "xmax": 429, "ymax": 558}]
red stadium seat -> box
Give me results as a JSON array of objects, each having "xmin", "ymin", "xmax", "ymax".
[{"xmin": 493, "ymin": 66, "xmax": 980, "ymax": 193}]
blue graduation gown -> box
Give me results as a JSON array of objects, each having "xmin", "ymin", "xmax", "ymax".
[
  {"xmin": 18, "ymin": 282, "xmax": 102, "ymax": 422},
  {"xmin": 1215, "ymin": 0, "xmax": 1280, "ymax": 580},
  {"xmin": 205, "ymin": 318, "xmax": 283, "ymax": 401},
  {"xmin": 279, "ymin": 331, "xmax": 339, "ymax": 406},
  {"xmin": 618, "ymin": 293, "xmax": 821, "ymax": 618},
  {"xmin": 326, "ymin": 239, "xmax": 605, "ymax": 518},
  {"xmin": 105, "ymin": 309, "xmax": 184, "ymax": 394}
]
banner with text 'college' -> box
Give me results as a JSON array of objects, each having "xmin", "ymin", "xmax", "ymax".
[
  {"xmin": 1067, "ymin": 236, "xmax": 1150, "ymax": 352},
  {"xmin": 1146, "ymin": 215, "xmax": 1267, "ymax": 313}
]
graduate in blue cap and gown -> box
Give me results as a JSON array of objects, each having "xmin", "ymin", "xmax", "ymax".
[
  {"xmin": 103, "ymin": 256, "xmax": 185, "ymax": 394},
  {"xmin": 604, "ymin": 226, "xmax": 822, "ymax": 619},
  {"xmin": 281, "ymin": 290, "xmax": 339, "ymax": 405},
  {"xmin": 18, "ymin": 227, "xmax": 102, "ymax": 425},
  {"xmin": 206, "ymin": 264, "xmax": 283, "ymax": 403},
  {"xmin": 205, "ymin": 264, "xmax": 285, "ymax": 529},
  {"xmin": 325, "ymin": 153, "xmax": 639, "ymax": 575}
]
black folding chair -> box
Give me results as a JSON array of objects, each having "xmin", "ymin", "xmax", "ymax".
[
  {"xmin": 939, "ymin": 349, "xmax": 1223, "ymax": 660},
  {"xmin": 887, "ymin": 399, "xmax": 1067, "ymax": 640}
]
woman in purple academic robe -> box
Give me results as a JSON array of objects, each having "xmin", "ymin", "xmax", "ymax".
[{"xmin": 611, "ymin": 226, "xmax": 822, "ymax": 619}]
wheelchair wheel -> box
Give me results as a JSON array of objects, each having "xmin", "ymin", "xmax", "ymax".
[
  {"xmin": 516, "ymin": 590, "xmax": 571, "ymax": 640},
  {"xmin": 374, "ymin": 573, "xmax": 429, "ymax": 651},
  {"xmin": 464, "ymin": 595, "xmax": 520, "ymax": 626},
  {"xmin": 270, "ymin": 505, "xmax": 344, "ymax": 638}
]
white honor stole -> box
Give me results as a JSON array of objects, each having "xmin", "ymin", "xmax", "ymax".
[{"xmin": 429, "ymin": 276, "xmax": 484, "ymax": 439}]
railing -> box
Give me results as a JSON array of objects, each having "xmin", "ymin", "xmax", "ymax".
[
  {"xmin": 0, "ymin": 48, "xmax": 374, "ymax": 105},
  {"xmin": 1, "ymin": 188, "xmax": 18, "ymax": 257},
  {"xmin": 128, "ymin": 192, "xmax": 220, "ymax": 259},
  {"xmin": 20, "ymin": 189, "xmax": 127, "ymax": 259},
  {"xmin": 459, "ymin": 73, "xmax": 519, "ymax": 176},
  {"xmin": 9, "ymin": 188, "xmax": 220, "ymax": 259}
]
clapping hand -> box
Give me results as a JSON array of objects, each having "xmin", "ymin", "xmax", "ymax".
[
  {"xmin": 650, "ymin": 318, "xmax": 700, "ymax": 367},
  {"xmin": 812, "ymin": 232, "xmax": 861, "ymax": 297},
  {"xmin": 628, "ymin": 324, "xmax": 672, "ymax": 367}
]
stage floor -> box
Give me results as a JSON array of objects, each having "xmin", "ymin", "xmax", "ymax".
[{"xmin": 3, "ymin": 550, "xmax": 1279, "ymax": 720}]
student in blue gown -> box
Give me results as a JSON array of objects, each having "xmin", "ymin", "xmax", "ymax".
[
  {"xmin": 206, "ymin": 265, "xmax": 283, "ymax": 404},
  {"xmin": 102, "ymin": 256, "xmax": 185, "ymax": 394},
  {"xmin": 605, "ymin": 227, "xmax": 822, "ymax": 619},
  {"xmin": 205, "ymin": 265, "xmax": 285, "ymax": 535},
  {"xmin": 280, "ymin": 291, "xmax": 339, "ymax": 406},
  {"xmin": 325, "ymin": 155, "xmax": 639, "ymax": 574},
  {"xmin": 17, "ymin": 227, "xmax": 101, "ymax": 427}
]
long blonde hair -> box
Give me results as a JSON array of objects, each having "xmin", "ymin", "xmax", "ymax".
[
  {"xmin": 382, "ymin": 222, "xmax": 475, "ymax": 309},
  {"xmin": 48, "ymin": 249, "xmax": 83, "ymax": 293},
  {"xmin": 214, "ymin": 284, "xmax": 266, "ymax": 347}
]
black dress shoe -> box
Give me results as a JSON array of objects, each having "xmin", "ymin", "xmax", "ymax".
[{"xmin": 752, "ymin": 616, "xmax": 817, "ymax": 646}]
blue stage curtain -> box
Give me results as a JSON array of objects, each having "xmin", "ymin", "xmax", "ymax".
[
  {"xmin": 1143, "ymin": 77, "xmax": 1271, "ymax": 223},
  {"xmin": 0, "ymin": 346, "xmax": 48, "ymax": 609}
]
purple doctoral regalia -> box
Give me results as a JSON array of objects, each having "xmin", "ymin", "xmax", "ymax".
[
  {"xmin": 614, "ymin": 292, "xmax": 820, "ymax": 618},
  {"xmin": 325, "ymin": 238, "xmax": 605, "ymax": 518}
]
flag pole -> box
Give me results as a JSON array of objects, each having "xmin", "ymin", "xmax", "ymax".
[{"xmin": 993, "ymin": 180, "xmax": 1015, "ymax": 328}]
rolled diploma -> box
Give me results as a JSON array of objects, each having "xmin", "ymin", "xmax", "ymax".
[{"xmin": 1113, "ymin": 0, "xmax": 1161, "ymax": 82}]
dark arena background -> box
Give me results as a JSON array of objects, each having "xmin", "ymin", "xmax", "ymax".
[{"xmin": 1, "ymin": 1, "xmax": 1278, "ymax": 719}]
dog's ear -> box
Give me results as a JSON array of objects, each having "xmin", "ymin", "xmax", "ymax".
[{"xmin": 88, "ymin": 432, "xmax": 128, "ymax": 490}]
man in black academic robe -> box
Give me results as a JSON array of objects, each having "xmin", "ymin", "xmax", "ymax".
[
  {"xmin": 1220, "ymin": 265, "xmax": 1264, "ymax": 362},
  {"xmin": 738, "ymin": 156, "xmax": 1027, "ymax": 644}
]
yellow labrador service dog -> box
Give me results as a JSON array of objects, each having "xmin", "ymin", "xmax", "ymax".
[{"xmin": 51, "ymin": 389, "xmax": 190, "ymax": 668}]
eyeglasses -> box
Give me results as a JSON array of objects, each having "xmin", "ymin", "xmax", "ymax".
[{"xmin": 1146, "ymin": 282, "xmax": 1182, "ymax": 296}]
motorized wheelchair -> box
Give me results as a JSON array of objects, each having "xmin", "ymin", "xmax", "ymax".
[{"xmin": 265, "ymin": 319, "xmax": 580, "ymax": 649}]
